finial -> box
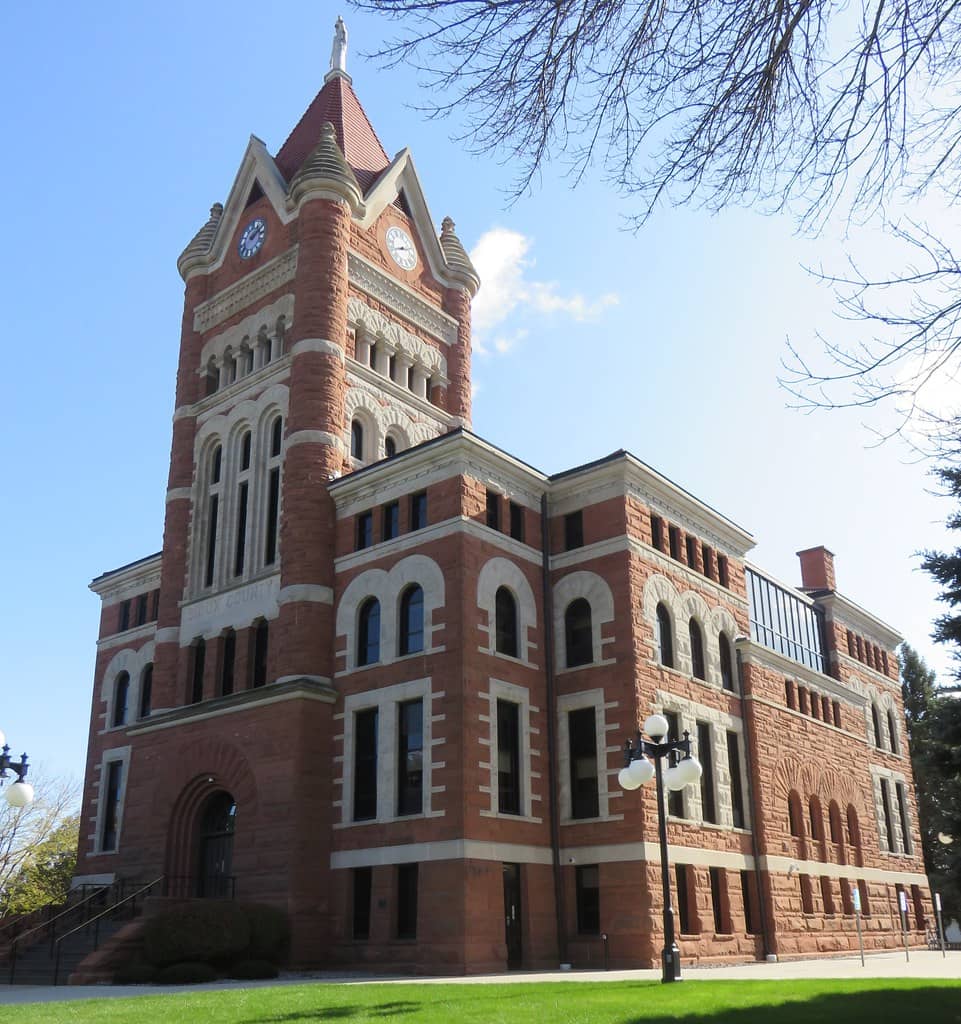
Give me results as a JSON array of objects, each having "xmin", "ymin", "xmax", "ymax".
[
  {"xmin": 441, "ymin": 216, "xmax": 456, "ymax": 233},
  {"xmin": 330, "ymin": 16, "xmax": 348, "ymax": 74},
  {"xmin": 210, "ymin": 203, "xmax": 224, "ymax": 218}
]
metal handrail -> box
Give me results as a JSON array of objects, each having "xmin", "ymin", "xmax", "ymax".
[
  {"xmin": 5, "ymin": 883, "xmax": 112, "ymax": 973},
  {"xmin": 52, "ymin": 876, "xmax": 163, "ymax": 986}
]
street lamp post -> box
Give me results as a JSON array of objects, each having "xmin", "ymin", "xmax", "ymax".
[
  {"xmin": 0, "ymin": 729, "xmax": 34, "ymax": 807},
  {"xmin": 619, "ymin": 713, "xmax": 702, "ymax": 984}
]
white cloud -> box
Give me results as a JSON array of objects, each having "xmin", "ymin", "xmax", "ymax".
[{"xmin": 468, "ymin": 227, "xmax": 619, "ymax": 355}]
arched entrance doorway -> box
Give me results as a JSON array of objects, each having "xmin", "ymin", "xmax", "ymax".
[{"xmin": 197, "ymin": 791, "xmax": 236, "ymax": 898}]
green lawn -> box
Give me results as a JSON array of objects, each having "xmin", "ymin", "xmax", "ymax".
[{"xmin": 12, "ymin": 979, "xmax": 961, "ymax": 1024}]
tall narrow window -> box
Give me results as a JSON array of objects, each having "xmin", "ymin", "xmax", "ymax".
[
  {"xmin": 205, "ymin": 446, "xmax": 222, "ymax": 587},
  {"xmin": 495, "ymin": 587, "xmax": 519, "ymax": 658},
  {"xmin": 665, "ymin": 711, "xmax": 685, "ymax": 818},
  {"xmin": 234, "ymin": 480, "xmax": 249, "ymax": 577},
  {"xmin": 252, "ymin": 620, "xmax": 269, "ymax": 688},
  {"xmin": 880, "ymin": 778, "xmax": 896, "ymax": 852},
  {"xmin": 264, "ymin": 467, "xmax": 280, "ymax": 566},
  {"xmin": 564, "ymin": 511, "xmax": 584, "ymax": 550},
  {"xmin": 568, "ymin": 707, "xmax": 599, "ymax": 819},
  {"xmin": 675, "ymin": 864, "xmax": 695, "ymax": 933},
  {"xmin": 486, "ymin": 490, "xmax": 500, "ymax": 530},
  {"xmin": 896, "ymin": 783, "xmax": 912, "ymax": 853},
  {"xmin": 788, "ymin": 790, "xmax": 803, "ymax": 837},
  {"xmin": 270, "ymin": 417, "xmax": 283, "ymax": 458},
  {"xmin": 810, "ymin": 693, "xmax": 820, "ymax": 720},
  {"xmin": 833, "ymin": 701, "xmax": 842, "ymax": 727},
  {"xmin": 717, "ymin": 554, "xmax": 730, "ymax": 588},
  {"xmin": 829, "ymin": 801, "xmax": 843, "ymax": 846},
  {"xmin": 576, "ymin": 865, "xmax": 600, "ymax": 934},
  {"xmin": 741, "ymin": 870, "xmax": 759, "ymax": 934},
  {"xmin": 726, "ymin": 731, "xmax": 745, "ymax": 829},
  {"xmin": 101, "ymin": 760, "xmax": 123, "ymax": 852},
  {"xmin": 840, "ymin": 878, "xmax": 855, "ymax": 915},
  {"xmin": 112, "ymin": 673, "xmax": 130, "ymax": 727},
  {"xmin": 221, "ymin": 629, "xmax": 236, "ymax": 696},
  {"xmin": 398, "ymin": 585, "xmax": 424, "ymax": 656},
  {"xmin": 351, "ymin": 419, "xmax": 364, "ymax": 460},
  {"xmin": 702, "ymin": 543, "xmax": 716, "ymax": 580},
  {"xmin": 396, "ymin": 864, "xmax": 418, "ymax": 939},
  {"xmin": 820, "ymin": 876, "xmax": 835, "ymax": 915},
  {"xmin": 410, "ymin": 491, "xmax": 427, "ymax": 531},
  {"xmin": 719, "ymin": 633, "xmax": 734, "ymax": 691},
  {"xmin": 847, "ymin": 805, "xmax": 862, "ymax": 859},
  {"xmin": 352, "ymin": 867, "xmax": 372, "ymax": 940},
  {"xmin": 656, "ymin": 603, "xmax": 674, "ymax": 668},
  {"xmin": 709, "ymin": 867, "xmax": 729, "ymax": 933},
  {"xmin": 564, "ymin": 598, "xmax": 593, "ymax": 668},
  {"xmin": 858, "ymin": 879, "xmax": 871, "ymax": 916},
  {"xmin": 668, "ymin": 525, "xmax": 682, "ymax": 561},
  {"xmin": 822, "ymin": 695, "xmax": 831, "ymax": 722},
  {"xmin": 497, "ymin": 699, "xmax": 521, "ymax": 815},
  {"xmin": 397, "ymin": 699, "xmax": 424, "ymax": 816},
  {"xmin": 383, "ymin": 501, "xmax": 399, "ymax": 542},
  {"xmin": 650, "ymin": 514, "xmax": 664, "ymax": 551},
  {"xmin": 887, "ymin": 710, "xmax": 900, "ymax": 754},
  {"xmin": 240, "ymin": 430, "xmax": 251, "ymax": 470},
  {"xmin": 509, "ymin": 502, "xmax": 524, "ymax": 542},
  {"xmin": 384, "ymin": 435, "xmax": 397, "ymax": 459},
  {"xmin": 356, "ymin": 511, "xmax": 373, "ymax": 550},
  {"xmin": 809, "ymin": 796, "xmax": 822, "ymax": 841},
  {"xmin": 872, "ymin": 704, "xmax": 883, "ymax": 749},
  {"xmin": 136, "ymin": 594, "xmax": 148, "ymax": 627},
  {"xmin": 798, "ymin": 686, "xmax": 809, "ymax": 715},
  {"xmin": 697, "ymin": 722, "xmax": 717, "ymax": 823},
  {"xmin": 191, "ymin": 639, "xmax": 206, "ymax": 704},
  {"xmin": 353, "ymin": 708, "xmax": 378, "ymax": 821},
  {"xmin": 139, "ymin": 664, "xmax": 153, "ymax": 719},
  {"xmin": 785, "ymin": 679, "xmax": 797, "ymax": 709},
  {"xmin": 689, "ymin": 619, "xmax": 706, "ymax": 680},
  {"xmin": 800, "ymin": 874, "xmax": 815, "ymax": 914},
  {"xmin": 357, "ymin": 598, "xmax": 381, "ymax": 666},
  {"xmin": 119, "ymin": 599, "xmax": 131, "ymax": 632},
  {"xmin": 685, "ymin": 535, "xmax": 698, "ymax": 569}
]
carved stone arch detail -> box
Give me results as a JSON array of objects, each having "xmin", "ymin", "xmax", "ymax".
[
  {"xmin": 347, "ymin": 295, "xmax": 447, "ymax": 376},
  {"xmin": 676, "ymin": 590, "xmax": 711, "ymax": 677},
  {"xmin": 553, "ymin": 570, "xmax": 616, "ymax": 669},
  {"xmin": 100, "ymin": 641, "xmax": 156, "ymax": 726},
  {"xmin": 642, "ymin": 574, "xmax": 680, "ymax": 665},
  {"xmin": 336, "ymin": 568, "xmax": 389, "ymax": 672},
  {"xmin": 344, "ymin": 389, "xmax": 383, "ymax": 462},
  {"xmin": 386, "ymin": 554, "xmax": 446, "ymax": 658},
  {"xmin": 477, "ymin": 557, "xmax": 538, "ymax": 664}
]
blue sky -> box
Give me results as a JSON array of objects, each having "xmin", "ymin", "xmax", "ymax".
[{"xmin": 1, "ymin": 3, "xmax": 957, "ymax": 790}]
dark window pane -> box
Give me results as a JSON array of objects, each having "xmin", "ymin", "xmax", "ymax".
[
  {"xmin": 396, "ymin": 864, "xmax": 418, "ymax": 939},
  {"xmin": 205, "ymin": 493, "xmax": 220, "ymax": 588},
  {"xmin": 353, "ymin": 708, "xmax": 378, "ymax": 821},
  {"xmin": 358, "ymin": 599, "xmax": 381, "ymax": 666},
  {"xmin": 727, "ymin": 731, "xmax": 745, "ymax": 829},
  {"xmin": 576, "ymin": 865, "xmax": 600, "ymax": 934},
  {"xmin": 719, "ymin": 634, "xmax": 734, "ymax": 691},
  {"xmin": 740, "ymin": 871, "xmax": 759, "ymax": 934},
  {"xmin": 352, "ymin": 867, "xmax": 372, "ymax": 940},
  {"xmin": 240, "ymin": 431, "xmax": 251, "ymax": 471},
  {"xmin": 356, "ymin": 511, "xmax": 373, "ymax": 551},
  {"xmin": 410, "ymin": 491, "xmax": 427, "ymax": 531},
  {"xmin": 136, "ymin": 594, "xmax": 148, "ymax": 627},
  {"xmin": 896, "ymin": 783, "xmax": 911, "ymax": 853},
  {"xmin": 495, "ymin": 587, "xmax": 518, "ymax": 657},
  {"xmin": 665, "ymin": 711, "xmax": 684, "ymax": 818},
  {"xmin": 139, "ymin": 665, "xmax": 153, "ymax": 719},
  {"xmin": 686, "ymin": 535, "xmax": 698, "ymax": 569},
  {"xmin": 383, "ymin": 502, "xmax": 399, "ymax": 542},
  {"xmin": 689, "ymin": 619, "xmax": 706, "ymax": 679},
  {"xmin": 656, "ymin": 604, "xmax": 673, "ymax": 668},
  {"xmin": 191, "ymin": 640, "xmax": 206, "ymax": 704},
  {"xmin": 351, "ymin": 420, "xmax": 364, "ymax": 459},
  {"xmin": 264, "ymin": 467, "xmax": 280, "ymax": 565},
  {"xmin": 252, "ymin": 621, "xmax": 269, "ymax": 687},
  {"xmin": 234, "ymin": 481, "xmax": 249, "ymax": 576},
  {"xmin": 509, "ymin": 502, "xmax": 524, "ymax": 542},
  {"xmin": 101, "ymin": 760, "xmax": 124, "ymax": 852},
  {"xmin": 221, "ymin": 630, "xmax": 236, "ymax": 696},
  {"xmin": 397, "ymin": 699, "xmax": 424, "ymax": 816},
  {"xmin": 650, "ymin": 514, "xmax": 664, "ymax": 551},
  {"xmin": 709, "ymin": 867, "xmax": 727, "ymax": 933},
  {"xmin": 497, "ymin": 699, "xmax": 521, "ymax": 815},
  {"xmin": 698, "ymin": 722, "xmax": 717, "ymax": 823},
  {"xmin": 385, "ymin": 436, "xmax": 397, "ymax": 458},
  {"xmin": 399, "ymin": 585, "xmax": 424, "ymax": 656},
  {"xmin": 675, "ymin": 863, "xmax": 693, "ymax": 933},
  {"xmin": 564, "ymin": 598, "xmax": 593, "ymax": 667},
  {"xmin": 564, "ymin": 511, "xmax": 584, "ymax": 551},
  {"xmin": 486, "ymin": 490, "xmax": 500, "ymax": 530},
  {"xmin": 569, "ymin": 707, "xmax": 599, "ymax": 819},
  {"xmin": 669, "ymin": 526, "xmax": 681, "ymax": 561},
  {"xmin": 271, "ymin": 417, "xmax": 283, "ymax": 458},
  {"xmin": 112, "ymin": 673, "xmax": 130, "ymax": 727}
]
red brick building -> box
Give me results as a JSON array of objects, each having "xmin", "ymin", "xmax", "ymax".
[{"xmin": 74, "ymin": 33, "xmax": 931, "ymax": 972}]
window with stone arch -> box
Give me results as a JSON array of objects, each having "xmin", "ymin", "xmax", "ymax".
[
  {"xmin": 351, "ymin": 419, "xmax": 364, "ymax": 460},
  {"xmin": 887, "ymin": 708, "xmax": 900, "ymax": 755},
  {"xmin": 847, "ymin": 804, "xmax": 863, "ymax": 866},
  {"xmin": 139, "ymin": 664, "xmax": 153, "ymax": 719},
  {"xmin": 718, "ymin": 632, "xmax": 735, "ymax": 691},
  {"xmin": 384, "ymin": 434, "xmax": 397, "ymax": 459},
  {"xmin": 112, "ymin": 672, "xmax": 130, "ymax": 728},
  {"xmin": 495, "ymin": 587, "xmax": 519, "ymax": 658},
  {"xmin": 689, "ymin": 618, "xmax": 706, "ymax": 680},
  {"xmin": 357, "ymin": 598, "xmax": 381, "ymax": 667},
  {"xmin": 828, "ymin": 800, "xmax": 845, "ymax": 858},
  {"xmin": 871, "ymin": 703, "xmax": 884, "ymax": 750},
  {"xmin": 564, "ymin": 598, "xmax": 593, "ymax": 668},
  {"xmin": 398, "ymin": 584, "xmax": 424, "ymax": 656},
  {"xmin": 808, "ymin": 795, "xmax": 824, "ymax": 842},
  {"xmin": 656, "ymin": 603, "xmax": 674, "ymax": 668},
  {"xmin": 788, "ymin": 789, "xmax": 803, "ymax": 837}
]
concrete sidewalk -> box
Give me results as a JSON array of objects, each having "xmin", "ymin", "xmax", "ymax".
[{"xmin": 1, "ymin": 950, "xmax": 958, "ymax": 1005}]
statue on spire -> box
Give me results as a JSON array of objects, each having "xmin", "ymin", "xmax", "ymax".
[{"xmin": 330, "ymin": 16, "xmax": 348, "ymax": 74}]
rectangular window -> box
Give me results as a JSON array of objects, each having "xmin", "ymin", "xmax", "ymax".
[
  {"xmin": 697, "ymin": 721, "xmax": 717, "ymax": 824},
  {"xmin": 410, "ymin": 491, "xmax": 427, "ymax": 531},
  {"xmin": 685, "ymin": 535, "xmax": 698, "ymax": 569},
  {"xmin": 833, "ymin": 701, "xmax": 842, "ymax": 728},
  {"xmin": 821, "ymin": 876, "xmax": 835, "ymax": 915},
  {"xmin": 740, "ymin": 870, "xmax": 759, "ymax": 934},
  {"xmin": 668, "ymin": 525, "xmax": 682, "ymax": 561},
  {"xmin": 858, "ymin": 879, "xmax": 872, "ymax": 916},
  {"xmin": 675, "ymin": 864, "xmax": 695, "ymax": 934},
  {"xmin": 383, "ymin": 501, "xmax": 399, "ymax": 542},
  {"xmin": 568, "ymin": 707, "xmax": 599, "ymax": 819},
  {"xmin": 650, "ymin": 514, "xmax": 664, "ymax": 552},
  {"xmin": 264, "ymin": 467, "xmax": 280, "ymax": 565},
  {"xmin": 135, "ymin": 594, "xmax": 148, "ymax": 627},
  {"xmin": 800, "ymin": 874, "xmax": 815, "ymax": 914},
  {"xmin": 221, "ymin": 631, "xmax": 236, "ymax": 696},
  {"xmin": 150, "ymin": 589, "xmax": 160, "ymax": 621},
  {"xmin": 880, "ymin": 778, "xmax": 896, "ymax": 852},
  {"xmin": 717, "ymin": 554, "xmax": 730, "ymax": 588},
  {"xmin": 352, "ymin": 867, "xmax": 372, "ymax": 940},
  {"xmin": 840, "ymin": 878, "xmax": 855, "ymax": 915},
  {"xmin": 119, "ymin": 599, "xmax": 131, "ymax": 633},
  {"xmin": 396, "ymin": 864, "xmax": 418, "ymax": 939},
  {"xmin": 101, "ymin": 760, "xmax": 123, "ymax": 852},
  {"xmin": 665, "ymin": 712, "xmax": 684, "ymax": 818},
  {"xmin": 798, "ymin": 686, "xmax": 809, "ymax": 715},
  {"xmin": 509, "ymin": 502, "xmax": 525, "ymax": 542},
  {"xmin": 486, "ymin": 489, "xmax": 500, "ymax": 530},
  {"xmin": 353, "ymin": 708, "xmax": 378, "ymax": 822},
  {"xmin": 810, "ymin": 693, "xmax": 820, "ymax": 720},
  {"xmin": 497, "ymin": 699, "xmax": 521, "ymax": 815},
  {"xmin": 896, "ymin": 782, "xmax": 912, "ymax": 854},
  {"xmin": 709, "ymin": 867, "xmax": 729, "ymax": 933},
  {"xmin": 252, "ymin": 623, "xmax": 269, "ymax": 688},
  {"xmin": 397, "ymin": 699, "xmax": 424, "ymax": 817},
  {"xmin": 564, "ymin": 511, "xmax": 584, "ymax": 550},
  {"xmin": 191, "ymin": 641, "xmax": 205, "ymax": 704},
  {"xmin": 702, "ymin": 543, "xmax": 716, "ymax": 580},
  {"xmin": 726, "ymin": 731, "xmax": 745, "ymax": 829},
  {"xmin": 785, "ymin": 679, "xmax": 797, "ymax": 710},
  {"xmin": 356, "ymin": 511, "xmax": 373, "ymax": 551},
  {"xmin": 205, "ymin": 496, "xmax": 219, "ymax": 586},
  {"xmin": 234, "ymin": 481, "xmax": 249, "ymax": 577},
  {"xmin": 576, "ymin": 865, "xmax": 601, "ymax": 934}
]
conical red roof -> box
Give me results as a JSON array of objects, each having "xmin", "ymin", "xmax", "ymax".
[{"xmin": 276, "ymin": 72, "xmax": 390, "ymax": 193}]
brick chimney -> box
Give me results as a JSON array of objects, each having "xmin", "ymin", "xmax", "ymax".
[{"xmin": 796, "ymin": 546, "xmax": 836, "ymax": 591}]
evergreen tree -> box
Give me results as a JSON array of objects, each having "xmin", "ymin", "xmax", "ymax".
[
  {"xmin": 922, "ymin": 467, "xmax": 961, "ymax": 683},
  {"xmin": 901, "ymin": 644, "xmax": 938, "ymax": 745}
]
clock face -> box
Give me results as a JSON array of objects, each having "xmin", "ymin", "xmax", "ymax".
[
  {"xmin": 386, "ymin": 226, "xmax": 417, "ymax": 271},
  {"xmin": 238, "ymin": 217, "xmax": 267, "ymax": 260}
]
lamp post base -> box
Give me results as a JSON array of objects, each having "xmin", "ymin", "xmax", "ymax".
[{"xmin": 661, "ymin": 943, "xmax": 682, "ymax": 983}]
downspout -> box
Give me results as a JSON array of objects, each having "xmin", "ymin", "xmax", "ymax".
[
  {"xmin": 541, "ymin": 491, "xmax": 568, "ymax": 966},
  {"xmin": 735, "ymin": 644, "xmax": 774, "ymax": 961}
]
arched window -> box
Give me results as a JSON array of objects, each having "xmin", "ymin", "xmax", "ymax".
[
  {"xmin": 252, "ymin": 620, "xmax": 269, "ymax": 688},
  {"xmin": 139, "ymin": 664, "xmax": 153, "ymax": 719},
  {"xmin": 847, "ymin": 805, "xmax": 863, "ymax": 866},
  {"xmin": 689, "ymin": 619, "xmax": 705, "ymax": 680},
  {"xmin": 871, "ymin": 704, "xmax": 884, "ymax": 749},
  {"xmin": 270, "ymin": 416, "xmax": 283, "ymax": 458},
  {"xmin": 357, "ymin": 598, "xmax": 381, "ymax": 666},
  {"xmin": 656, "ymin": 603, "xmax": 674, "ymax": 668},
  {"xmin": 788, "ymin": 790, "xmax": 803, "ymax": 837},
  {"xmin": 887, "ymin": 709, "xmax": 900, "ymax": 754},
  {"xmin": 198, "ymin": 791, "xmax": 237, "ymax": 899},
  {"xmin": 719, "ymin": 632, "xmax": 734, "ymax": 691},
  {"xmin": 829, "ymin": 800, "xmax": 845, "ymax": 859},
  {"xmin": 564, "ymin": 598, "xmax": 593, "ymax": 668},
  {"xmin": 351, "ymin": 419, "xmax": 364, "ymax": 460},
  {"xmin": 809, "ymin": 796, "xmax": 823, "ymax": 841},
  {"xmin": 385, "ymin": 435, "xmax": 397, "ymax": 458},
  {"xmin": 399, "ymin": 585, "xmax": 424, "ymax": 656},
  {"xmin": 112, "ymin": 672, "xmax": 130, "ymax": 727},
  {"xmin": 495, "ymin": 587, "xmax": 519, "ymax": 657}
]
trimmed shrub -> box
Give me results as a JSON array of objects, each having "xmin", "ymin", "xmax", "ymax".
[
  {"xmin": 143, "ymin": 902, "xmax": 250, "ymax": 966},
  {"xmin": 226, "ymin": 958, "xmax": 279, "ymax": 980},
  {"xmin": 155, "ymin": 961, "xmax": 218, "ymax": 985},
  {"xmin": 237, "ymin": 903, "xmax": 290, "ymax": 963},
  {"xmin": 113, "ymin": 962, "xmax": 159, "ymax": 985}
]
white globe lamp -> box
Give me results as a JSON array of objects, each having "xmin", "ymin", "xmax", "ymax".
[
  {"xmin": 643, "ymin": 714, "xmax": 669, "ymax": 741},
  {"xmin": 5, "ymin": 781, "xmax": 34, "ymax": 808}
]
